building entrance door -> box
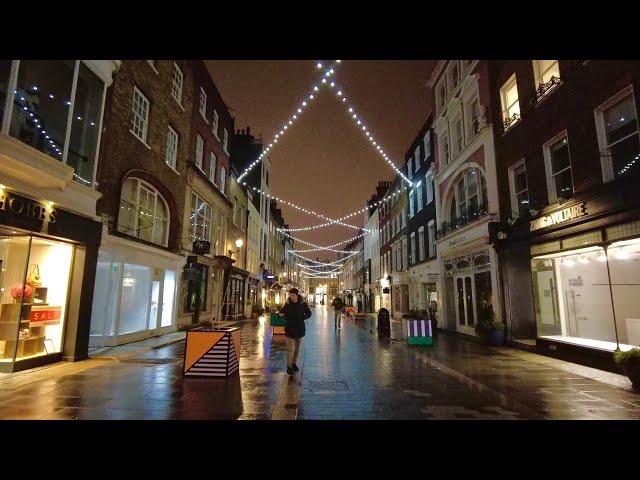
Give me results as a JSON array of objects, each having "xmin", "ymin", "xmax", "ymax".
[{"xmin": 455, "ymin": 274, "xmax": 476, "ymax": 334}]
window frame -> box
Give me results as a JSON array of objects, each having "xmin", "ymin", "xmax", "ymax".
[
  {"xmin": 416, "ymin": 180, "xmax": 423, "ymax": 212},
  {"xmin": 418, "ymin": 226, "xmax": 425, "ymax": 262},
  {"xmin": 171, "ymin": 62, "xmax": 184, "ymax": 105},
  {"xmin": 220, "ymin": 165, "xmax": 227, "ymax": 194},
  {"xmin": 440, "ymin": 131, "xmax": 450, "ymax": 165},
  {"xmin": 212, "ymin": 110, "xmax": 219, "ymax": 139},
  {"xmin": 195, "ymin": 134, "xmax": 204, "ymax": 171},
  {"xmin": 414, "ymin": 145, "xmax": 421, "ymax": 172},
  {"xmin": 199, "ymin": 87, "xmax": 207, "ymax": 121},
  {"xmin": 165, "ymin": 125, "xmax": 178, "ymax": 171},
  {"xmin": 500, "ymin": 73, "xmax": 520, "ymax": 131},
  {"xmin": 508, "ymin": 158, "xmax": 529, "ymax": 218},
  {"xmin": 190, "ymin": 191, "xmax": 213, "ymax": 243},
  {"xmin": 594, "ymin": 84, "xmax": 640, "ymax": 183},
  {"xmin": 532, "ymin": 60, "xmax": 561, "ymax": 98},
  {"xmin": 131, "ymin": 85, "xmax": 150, "ymax": 144},
  {"xmin": 424, "ymin": 130, "xmax": 431, "ymax": 159},
  {"xmin": 209, "ymin": 151, "xmax": 217, "ymax": 184},
  {"xmin": 410, "ymin": 231, "xmax": 416, "ymax": 265},
  {"xmin": 428, "ymin": 220, "xmax": 436, "ymax": 258},
  {"xmin": 425, "ymin": 171, "xmax": 434, "ymax": 204},
  {"xmin": 118, "ymin": 177, "xmax": 170, "ymax": 247},
  {"xmin": 223, "ymin": 128, "xmax": 229, "ymax": 154},
  {"xmin": 543, "ymin": 130, "xmax": 574, "ymax": 204}
]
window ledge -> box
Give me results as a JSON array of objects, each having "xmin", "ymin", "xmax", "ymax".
[
  {"xmin": 129, "ymin": 130, "xmax": 152, "ymax": 150},
  {"xmin": 165, "ymin": 162, "xmax": 180, "ymax": 175},
  {"xmin": 172, "ymin": 95, "xmax": 185, "ymax": 111}
]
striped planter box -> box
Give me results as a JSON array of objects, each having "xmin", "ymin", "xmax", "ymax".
[
  {"xmin": 183, "ymin": 327, "xmax": 240, "ymax": 378},
  {"xmin": 406, "ymin": 319, "xmax": 433, "ymax": 346},
  {"xmin": 270, "ymin": 313, "xmax": 286, "ymax": 335}
]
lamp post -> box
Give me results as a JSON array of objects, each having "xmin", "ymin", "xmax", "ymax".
[{"xmin": 387, "ymin": 275, "xmax": 393, "ymax": 319}]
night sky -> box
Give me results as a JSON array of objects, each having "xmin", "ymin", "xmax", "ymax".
[{"xmin": 206, "ymin": 60, "xmax": 436, "ymax": 260}]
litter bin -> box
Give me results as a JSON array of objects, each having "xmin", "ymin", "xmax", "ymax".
[{"xmin": 377, "ymin": 308, "xmax": 390, "ymax": 337}]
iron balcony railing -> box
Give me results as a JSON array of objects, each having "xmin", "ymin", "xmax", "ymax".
[{"xmin": 436, "ymin": 203, "xmax": 489, "ymax": 239}]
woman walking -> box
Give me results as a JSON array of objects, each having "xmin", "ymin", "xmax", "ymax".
[{"xmin": 279, "ymin": 288, "xmax": 312, "ymax": 375}]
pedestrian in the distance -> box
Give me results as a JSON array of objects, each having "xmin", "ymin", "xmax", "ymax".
[
  {"xmin": 331, "ymin": 295, "xmax": 345, "ymax": 329},
  {"xmin": 279, "ymin": 288, "xmax": 312, "ymax": 376}
]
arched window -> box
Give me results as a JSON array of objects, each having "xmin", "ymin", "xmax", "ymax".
[
  {"xmin": 449, "ymin": 168, "xmax": 487, "ymax": 222},
  {"xmin": 118, "ymin": 177, "xmax": 169, "ymax": 246}
]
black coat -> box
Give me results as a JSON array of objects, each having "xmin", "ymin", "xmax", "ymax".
[{"xmin": 280, "ymin": 301, "xmax": 312, "ymax": 339}]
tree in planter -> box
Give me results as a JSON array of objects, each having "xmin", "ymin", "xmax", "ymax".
[
  {"xmin": 614, "ymin": 348, "xmax": 640, "ymax": 391},
  {"xmin": 475, "ymin": 304, "xmax": 505, "ymax": 344}
]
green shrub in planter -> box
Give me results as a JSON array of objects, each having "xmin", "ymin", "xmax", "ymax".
[
  {"xmin": 475, "ymin": 304, "xmax": 505, "ymax": 345},
  {"xmin": 614, "ymin": 348, "xmax": 640, "ymax": 391}
]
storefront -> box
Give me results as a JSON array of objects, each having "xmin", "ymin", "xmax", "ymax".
[
  {"xmin": 408, "ymin": 260, "xmax": 440, "ymax": 324},
  {"xmin": 222, "ymin": 266, "xmax": 248, "ymax": 320},
  {"xmin": 497, "ymin": 178, "xmax": 640, "ymax": 370},
  {"xmin": 89, "ymin": 228, "xmax": 182, "ymax": 347},
  {"xmin": 0, "ymin": 189, "xmax": 101, "ymax": 372}
]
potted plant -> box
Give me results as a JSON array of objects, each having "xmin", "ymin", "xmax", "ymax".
[
  {"xmin": 475, "ymin": 304, "xmax": 505, "ymax": 346},
  {"xmin": 614, "ymin": 348, "xmax": 640, "ymax": 391}
]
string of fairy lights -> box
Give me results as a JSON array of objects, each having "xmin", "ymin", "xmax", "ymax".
[
  {"xmin": 237, "ymin": 61, "xmax": 341, "ymax": 183},
  {"xmin": 245, "ymin": 59, "xmax": 415, "ymax": 281}
]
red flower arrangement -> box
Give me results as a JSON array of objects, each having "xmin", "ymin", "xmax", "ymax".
[{"xmin": 10, "ymin": 283, "xmax": 32, "ymax": 301}]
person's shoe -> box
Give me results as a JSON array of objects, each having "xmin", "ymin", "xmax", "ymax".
[
  {"xmin": 292, "ymin": 363, "xmax": 299, "ymax": 372},
  {"xmin": 287, "ymin": 367, "xmax": 294, "ymax": 375}
]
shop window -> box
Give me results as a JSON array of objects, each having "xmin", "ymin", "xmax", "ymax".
[
  {"xmin": 89, "ymin": 252, "xmax": 118, "ymax": 340},
  {"xmin": 161, "ymin": 270, "xmax": 176, "ymax": 328},
  {"xmin": 118, "ymin": 263, "xmax": 151, "ymax": 335},
  {"xmin": 118, "ymin": 178, "xmax": 170, "ymax": 246},
  {"xmin": 608, "ymin": 239, "xmax": 640, "ymax": 347},
  {"xmin": 0, "ymin": 235, "xmax": 73, "ymax": 364},
  {"xmin": 595, "ymin": 86, "xmax": 640, "ymax": 181},
  {"xmin": 531, "ymin": 246, "xmax": 617, "ymax": 346},
  {"xmin": 185, "ymin": 265, "xmax": 208, "ymax": 313}
]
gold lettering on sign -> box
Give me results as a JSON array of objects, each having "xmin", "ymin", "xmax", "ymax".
[
  {"xmin": 530, "ymin": 203, "xmax": 586, "ymax": 231},
  {"xmin": 0, "ymin": 192, "xmax": 57, "ymax": 224}
]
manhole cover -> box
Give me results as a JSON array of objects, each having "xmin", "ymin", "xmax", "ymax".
[
  {"xmin": 120, "ymin": 358, "xmax": 180, "ymax": 365},
  {"xmin": 307, "ymin": 380, "xmax": 349, "ymax": 392}
]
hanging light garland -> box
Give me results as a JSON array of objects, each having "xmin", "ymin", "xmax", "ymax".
[
  {"xmin": 322, "ymin": 77, "xmax": 412, "ymax": 186},
  {"xmin": 237, "ymin": 60, "xmax": 341, "ymax": 183},
  {"xmin": 277, "ymin": 184, "xmax": 409, "ymax": 233},
  {"xmin": 290, "ymin": 250, "xmax": 358, "ymax": 265},
  {"xmin": 247, "ymin": 185, "xmax": 367, "ymax": 232},
  {"xmin": 282, "ymin": 230, "xmax": 367, "ymax": 250}
]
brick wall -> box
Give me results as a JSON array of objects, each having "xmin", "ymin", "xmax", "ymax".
[{"xmin": 96, "ymin": 60, "xmax": 193, "ymax": 252}]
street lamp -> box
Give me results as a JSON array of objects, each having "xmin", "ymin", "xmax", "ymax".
[{"xmin": 229, "ymin": 238, "xmax": 244, "ymax": 259}]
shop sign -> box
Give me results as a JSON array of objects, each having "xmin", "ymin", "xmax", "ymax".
[
  {"xmin": 0, "ymin": 191, "xmax": 56, "ymax": 223},
  {"xmin": 30, "ymin": 307, "xmax": 62, "ymax": 323},
  {"xmin": 530, "ymin": 203, "xmax": 587, "ymax": 231}
]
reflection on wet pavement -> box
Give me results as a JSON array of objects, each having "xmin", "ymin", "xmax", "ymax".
[{"xmin": 0, "ymin": 306, "xmax": 639, "ymax": 420}]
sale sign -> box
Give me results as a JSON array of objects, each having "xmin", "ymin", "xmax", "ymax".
[{"xmin": 30, "ymin": 307, "xmax": 62, "ymax": 323}]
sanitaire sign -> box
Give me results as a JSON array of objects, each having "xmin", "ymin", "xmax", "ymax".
[{"xmin": 530, "ymin": 202, "xmax": 587, "ymax": 231}]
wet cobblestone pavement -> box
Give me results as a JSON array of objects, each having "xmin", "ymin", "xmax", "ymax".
[{"xmin": 0, "ymin": 306, "xmax": 639, "ymax": 420}]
